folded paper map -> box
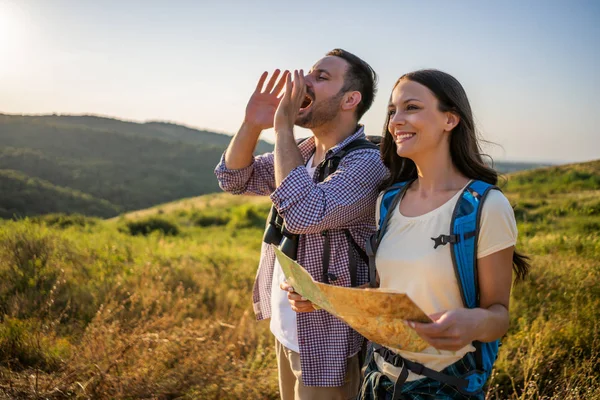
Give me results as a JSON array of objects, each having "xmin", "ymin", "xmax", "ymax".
[{"xmin": 275, "ymin": 248, "xmax": 432, "ymax": 353}]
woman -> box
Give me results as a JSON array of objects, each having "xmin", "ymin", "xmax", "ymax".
[{"xmin": 358, "ymin": 70, "xmax": 529, "ymax": 400}]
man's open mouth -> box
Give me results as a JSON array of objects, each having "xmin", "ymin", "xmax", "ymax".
[{"xmin": 300, "ymin": 94, "xmax": 313, "ymax": 112}]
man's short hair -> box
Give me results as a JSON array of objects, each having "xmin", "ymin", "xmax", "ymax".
[{"xmin": 326, "ymin": 48, "xmax": 378, "ymax": 121}]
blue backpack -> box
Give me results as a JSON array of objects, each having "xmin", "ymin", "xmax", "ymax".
[{"xmin": 365, "ymin": 179, "xmax": 500, "ymax": 397}]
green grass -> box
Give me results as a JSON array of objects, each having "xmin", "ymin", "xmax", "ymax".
[{"xmin": 0, "ymin": 160, "xmax": 599, "ymax": 399}]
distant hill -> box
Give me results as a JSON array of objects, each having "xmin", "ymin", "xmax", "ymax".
[
  {"xmin": 493, "ymin": 161, "xmax": 553, "ymax": 174},
  {"xmin": 0, "ymin": 113, "xmax": 556, "ymax": 219},
  {"xmin": 1, "ymin": 114, "xmax": 273, "ymax": 153},
  {"xmin": 505, "ymin": 158, "xmax": 600, "ymax": 196},
  {"xmin": 0, "ymin": 169, "xmax": 119, "ymax": 218},
  {"xmin": 0, "ymin": 113, "xmax": 274, "ymax": 218}
]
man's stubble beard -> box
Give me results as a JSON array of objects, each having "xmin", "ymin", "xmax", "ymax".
[{"xmin": 295, "ymin": 91, "xmax": 344, "ymax": 129}]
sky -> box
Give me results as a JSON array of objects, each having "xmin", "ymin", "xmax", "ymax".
[{"xmin": 1, "ymin": 0, "xmax": 599, "ymax": 163}]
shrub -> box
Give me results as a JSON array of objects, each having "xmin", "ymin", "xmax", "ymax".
[
  {"xmin": 32, "ymin": 213, "xmax": 98, "ymax": 228},
  {"xmin": 124, "ymin": 217, "xmax": 180, "ymax": 236},
  {"xmin": 0, "ymin": 222, "xmax": 64, "ymax": 318},
  {"xmin": 227, "ymin": 204, "xmax": 269, "ymax": 230},
  {"xmin": 0, "ymin": 317, "xmax": 70, "ymax": 371},
  {"xmin": 194, "ymin": 212, "xmax": 230, "ymax": 227}
]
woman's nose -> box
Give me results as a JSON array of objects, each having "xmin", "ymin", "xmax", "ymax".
[{"xmin": 389, "ymin": 112, "xmax": 406, "ymax": 126}]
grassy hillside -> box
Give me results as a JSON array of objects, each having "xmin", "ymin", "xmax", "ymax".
[
  {"xmin": 0, "ymin": 157, "xmax": 597, "ymax": 399},
  {"xmin": 491, "ymin": 160, "xmax": 600, "ymax": 398},
  {"xmin": 0, "ymin": 114, "xmax": 273, "ymax": 218},
  {"xmin": 0, "ymin": 169, "xmax": 119, "ymax": 218}
]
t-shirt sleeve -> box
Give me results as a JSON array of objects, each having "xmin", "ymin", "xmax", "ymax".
[{"xmin": 477, "ymin": 190, "xmax": 518, "ymax": 259}]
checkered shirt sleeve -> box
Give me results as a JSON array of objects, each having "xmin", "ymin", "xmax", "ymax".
[{"xmin": 214, "ymin": 151, "xmax": 275, "ymax": 196}]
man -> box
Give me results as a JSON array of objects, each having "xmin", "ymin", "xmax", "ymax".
[{"xmin": 214, "ymin": 49, "xmax": 387, "ymax": 399}]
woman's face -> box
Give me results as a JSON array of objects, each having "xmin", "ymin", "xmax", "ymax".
[{"xmin": 387, "ymin": 79, "xmax": 456, "ymax": 159}]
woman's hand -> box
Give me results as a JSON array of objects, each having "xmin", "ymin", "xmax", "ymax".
[
  {"xmin": 274, "ymin": 70, "xmax": 306, "ymax": 135},
  {"xmin": 280, "ymin": 281, "xmax": 315, "ymax": 313},
  {"xmin": 409, "ymin": 248, "xmax": 514, "ymax": 351},
  {"xmin": 407, "ymin": 308, "xmax": 488, "ymax": 351}
]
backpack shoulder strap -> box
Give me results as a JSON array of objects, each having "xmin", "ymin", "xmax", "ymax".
[
  {"xmin": 449, "ymin": 180, "xmax": 502, "ymax": 390},
  {"xmin": 449, "ymin": 180, "xmax": 498, "ymax": 308},
  {"xmin": 364, "ymin": 180, "xmax": 414, "ymax": 287},
  {"xmin": 338, "ymin": 137, "xmax": 380, "ymax": 154},
  {"xmin": 377, "ymin": 181, "xmax": 412, "ymax": 237},
  {"xmin": 318, "ymin": 137, "xmax": 379, "ymax": 286},
  {"xmin": 318, "ymin": 137, "xmax": 379, "ymax": 181}
]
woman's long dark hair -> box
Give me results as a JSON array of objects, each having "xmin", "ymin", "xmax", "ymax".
[{"xmin": 380, "ymin": 69, "xmax": 529, "ymax": 281}]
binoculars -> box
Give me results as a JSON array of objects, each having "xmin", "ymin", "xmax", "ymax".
[{"xmin": 263, "ymin": 205, "xmax": 298, "ymax": 260}]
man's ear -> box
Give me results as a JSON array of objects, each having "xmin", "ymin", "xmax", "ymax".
[
  {"xmin": 342, "ymin": 91, "xmax": 362, "ymax": 112},
  {"xmin": 444, "ymin": 111, "xmax": 460, "ymax": 132}
]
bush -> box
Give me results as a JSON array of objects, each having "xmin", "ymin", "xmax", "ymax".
[
  {"xmin": 0, "ymin": 222, "xmax": 65, "ymax": 318},
  {"xmin": 227, "ymin": 204, "xmax": 269, "ymax": 230},
  {"xmin": 194, "ymin": 212, "xmax": 230, "ymax": 227},
  {"xmin": 32, "ymin": 213, "xmax": 98, "ymax": 228},
  {"xmin": 0, "ymin": 317, "xmax": 70, "ymax": 371},
  {"xmin": 124, "ymin": 217, "xmax": 180, "ymax": 236},
  {"xmin": 587, "ymin": 200, "xmax": 600, "ymax": 216}
]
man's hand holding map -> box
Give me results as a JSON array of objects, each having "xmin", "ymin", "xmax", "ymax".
[{"xmin": 274, "ymin": 248, "xmax": 432, "ymax": 353}]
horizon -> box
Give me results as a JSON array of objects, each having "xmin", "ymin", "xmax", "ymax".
[{"xmin": 1, "ymin": 0, "xmax": 599, "ymax": 163}]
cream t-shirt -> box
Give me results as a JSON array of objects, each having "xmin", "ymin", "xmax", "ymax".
[{"xmin": 373, "ymin": 182, "xmax": 517, "ymax": 382}]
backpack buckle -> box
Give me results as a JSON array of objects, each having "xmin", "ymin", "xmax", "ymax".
[
  {"xmin": 431, "ymin": 234, "xmax": 459, "ymax": 249},
  {"xmin": 390, "ymin": 353, "xmax": 403, "ymax": 367}
]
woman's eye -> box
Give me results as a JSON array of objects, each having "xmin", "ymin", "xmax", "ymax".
[
  {"xmin": 317, "ymin": 76, "xmax": 327, "ymax": 81},
  {"xmin": 387, "ymin": 109, "xmax": 396, "ymax": 116},
  {"xmin": 406, "ymin": 104, "xmax": 419, "ymax": 111}
]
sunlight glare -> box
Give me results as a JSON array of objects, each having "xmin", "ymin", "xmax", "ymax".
[{"xmin": 0, "ymin": 1, "xmax": 26, "ymax": 53}]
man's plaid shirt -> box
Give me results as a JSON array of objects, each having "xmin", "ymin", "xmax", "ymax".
[{"xmin": 214, "ymin": 126, "xmax": 388, "ymax": 387}]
